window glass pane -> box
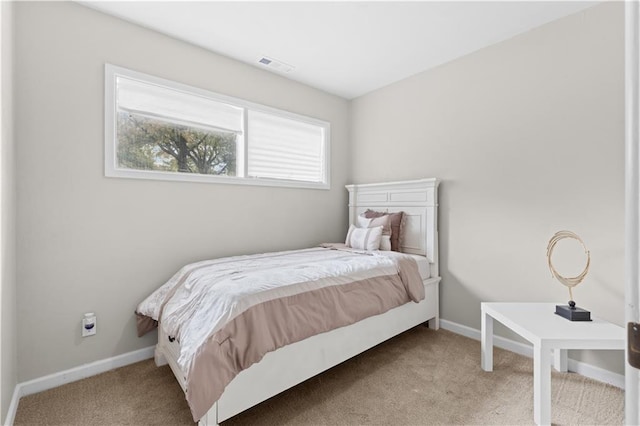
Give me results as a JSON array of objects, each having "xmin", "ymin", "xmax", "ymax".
[
  {"xmin": 247, "ymin": 110, "xmax": 325, "ymax": 183},
  {"xmin": 116, "ymin": 112, "xmax": 237, "ymax": 176}
]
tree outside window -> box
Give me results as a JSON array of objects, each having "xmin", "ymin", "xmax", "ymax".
[{"xmin": 116, "ymin": 112, "xmax": 237, "ymax": 176}]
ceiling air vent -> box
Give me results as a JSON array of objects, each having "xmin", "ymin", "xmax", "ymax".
[{"xmin": 257, "ymin": 56, "xmax": 295, "ymax": 74}]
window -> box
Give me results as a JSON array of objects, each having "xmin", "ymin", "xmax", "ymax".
[{"xmin": 105, "ymin": 64, "xmax": 330, "ymax": 189}]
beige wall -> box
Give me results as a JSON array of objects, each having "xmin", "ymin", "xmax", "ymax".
[
  {"xmin": 1, "ymin": 0, "xmax": 17, "ymax": 422},
  {"xmin": 350, "ymin": 2, "xmax": 625, "ymax": 373},
  {"xmin": 12, "ymin": 0, "xmax": 626, "ymax": 385},
  {"xmin": 14, "ymin": 2, "xmax": 350, "ymax": 381}
]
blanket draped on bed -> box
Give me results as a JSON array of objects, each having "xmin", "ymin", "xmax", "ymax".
[{"xmin": 136, "ymin": 246, "xmax": 424, "ymax": 421}]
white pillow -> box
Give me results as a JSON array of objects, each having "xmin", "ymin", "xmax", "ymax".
[
  {"xmin": 356, "ymin": 216, "xmax": 372, "ymax": 228},
  {"xmin": 345, "ymin": 225, "xmax": 383, "ymax": 251},
  {"xmin": 356, "ymin": 215, "xmax": 391, "ymax": 251},
  {"xmin": 379, "ymin": 235, "xmax": 392, "ymax": 251}
]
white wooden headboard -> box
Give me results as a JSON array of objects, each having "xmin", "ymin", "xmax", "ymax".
[{"xmin": 345, "ymin": 178, "xmax": 440, "ymax": 278}]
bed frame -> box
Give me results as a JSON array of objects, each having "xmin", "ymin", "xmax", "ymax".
[{"xmin": 154, "ymin": 178, "xmax": 441, "ymax": 425}]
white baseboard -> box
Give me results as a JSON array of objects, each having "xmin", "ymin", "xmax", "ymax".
[
  {"xmin": 566, "ymin": 358, "xmax": 625, "ymax": 389},
  {"xmin": 4, "ymin": 346, "xmax": 155, "ymax": 425},
  {"xmin": 4, "ymin": 384, "xmax": 21, "ymax": 426},
  {"xmin": 440, "ymin": 319, "xmax": 625, "ymax": 389}
]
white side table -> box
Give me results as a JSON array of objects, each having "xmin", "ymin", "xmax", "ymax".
[{"xmin": 481, "ymin": 302, "xmax": 625, "ymax": 426}]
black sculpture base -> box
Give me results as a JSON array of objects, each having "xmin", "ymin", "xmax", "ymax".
[{"xmin": 555, "ymin": 300, "xmax": 591, "ymax": 321}]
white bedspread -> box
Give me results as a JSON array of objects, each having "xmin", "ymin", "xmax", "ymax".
[{"xmin": 137, "ymin": 247, "xmax": 419, "ymax": 374}]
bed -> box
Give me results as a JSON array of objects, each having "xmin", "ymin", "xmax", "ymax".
[{"xmin": 143, "ymin": 177, "xmax": 440, "ymax": 425}]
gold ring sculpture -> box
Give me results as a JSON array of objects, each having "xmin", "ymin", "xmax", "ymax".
[{"xmin": 546, "ymin": 230, "xmax": 590, "ymax": 302}]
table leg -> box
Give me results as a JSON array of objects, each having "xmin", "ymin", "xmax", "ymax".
[
  {"xmin": 481, "ymin": 310, "xmax": 493, "ymax": 372},
  {"xmin": 533, "ymin": 343, "xmax": 551, "ymax": 426},
  {"xmin": 553, "ymin": 349, "xmax": 568, "ymax": 372}
]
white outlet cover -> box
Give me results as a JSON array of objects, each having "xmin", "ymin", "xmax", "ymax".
[{"xmin": 82, "ymin": 317, "xmax": 97, "ymax": 337}]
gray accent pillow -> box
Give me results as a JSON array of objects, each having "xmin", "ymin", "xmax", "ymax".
[{"xmin": 363, "ymin": 210, "xmax": 405, "ymax": 252}]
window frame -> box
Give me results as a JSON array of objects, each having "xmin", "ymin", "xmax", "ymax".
[{"xmin": 105, "ymin": 64, "xmax": 331, "ymax": 190}]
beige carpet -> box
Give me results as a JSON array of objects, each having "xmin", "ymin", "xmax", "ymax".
[{"xmin": 14, "ymin": 328, "xmax": 623, "ymax": 425}]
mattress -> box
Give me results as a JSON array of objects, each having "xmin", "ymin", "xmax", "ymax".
[{"xmin": 406, "ymin": 254, "xmax": 430, "ymax": 280}]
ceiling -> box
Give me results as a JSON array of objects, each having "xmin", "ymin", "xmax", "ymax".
[{"xmin": 82, "ymin": 1, "xmax": 598, "ymax": 100}]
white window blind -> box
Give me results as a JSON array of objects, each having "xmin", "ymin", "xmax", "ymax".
[
  {"xmin": 117, "ymin": 76, "xmax": 243, "ymax": 134},
  {"xmin": 247, "ymin": 110, "xmax": 326, "ymax": 183}
]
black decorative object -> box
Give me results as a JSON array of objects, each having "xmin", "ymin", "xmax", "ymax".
[{"xmin": 555, "ymin": 300, "xmax": 591, "ymax": 321}]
